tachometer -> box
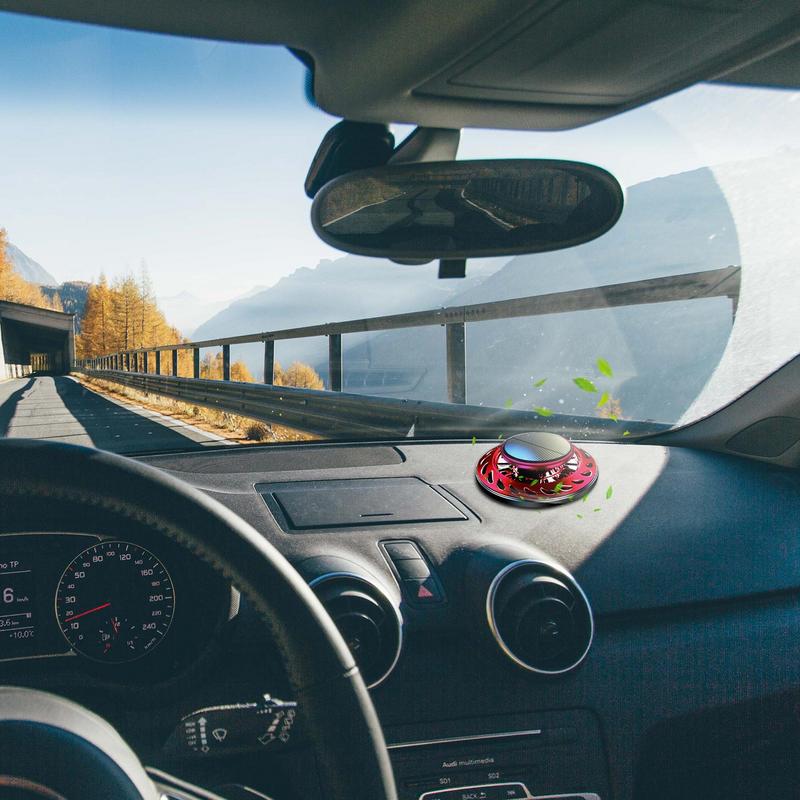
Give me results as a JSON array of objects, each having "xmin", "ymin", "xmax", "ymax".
[{"xmin": 55, "ymin": 541, "xmax": 175, "ymax": 663}]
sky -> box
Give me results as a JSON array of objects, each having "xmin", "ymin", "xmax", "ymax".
[{"xmin": 0, "ymin": 9, "xmax": 799, "ymax": 301}]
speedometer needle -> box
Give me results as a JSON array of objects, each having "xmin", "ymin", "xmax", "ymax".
[{"xmin": 66, "ymin": 601, "xmax": 111, "ymax": 623}]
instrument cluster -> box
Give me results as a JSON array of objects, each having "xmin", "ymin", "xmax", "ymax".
[{"xmin": 0, "ymin": 532, "xmax": 232, "ymax": 681}]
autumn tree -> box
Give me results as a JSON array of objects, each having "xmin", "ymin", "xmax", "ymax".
[
  {"xmin": 76, "ymin": 275, "xmax": 111, "ymax": 358},
  {"xmin": 277, "ymin": 361, "xmax": 324, "ymax": 390},
  {"xmin": 77, "ymin": 267, "xmax": 186, "ymax": 360},
  {"xmin": 199, "ymin": 352, "xmax": 253, "ymax": 382}
]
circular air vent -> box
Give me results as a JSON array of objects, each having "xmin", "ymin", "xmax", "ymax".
[
  {"xmin": 310, "ymin": 573, "xmax": 402, "ymax": 688},
  {"xmin": 487, "ymin": 560, "xmax": 593, "ymax": 675}
]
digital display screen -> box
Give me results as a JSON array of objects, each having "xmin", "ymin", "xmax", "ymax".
[{"xmin": 0, "ymin": 556, "xmax": 37, "ymax": 656}]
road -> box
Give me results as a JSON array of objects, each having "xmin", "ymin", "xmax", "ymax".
[{"xmin": 0, "ymin": 375, "xmax": 226, "ymax": 454}]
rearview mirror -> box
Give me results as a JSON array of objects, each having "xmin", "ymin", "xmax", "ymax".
[{"xmin": 311, "ymin": 159, "xmax": 623, "ymax": 260}]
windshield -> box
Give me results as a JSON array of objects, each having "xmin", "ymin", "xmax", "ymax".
[{"xmin": 1, "ymin": 11, "xmax": 799, "ymax": 454}]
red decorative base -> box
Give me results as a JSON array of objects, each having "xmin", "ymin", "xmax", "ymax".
[{"xmin": 475, "ymin": 432, "xmax": 598, "ymax": 505}]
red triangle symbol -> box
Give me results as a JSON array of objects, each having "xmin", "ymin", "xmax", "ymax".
[{"xmin": 417, "ymin": 584, "xmax": 434, "ymax": 599}]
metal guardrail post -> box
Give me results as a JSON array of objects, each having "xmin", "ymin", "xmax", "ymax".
[
  {"xmin": 155, "ymin": 351, "xmax": 161, "ymax": 375},
  {"xmin": 263, "ymin": 340, "xmax": 275, "ymax": 384},
  {"xmin": 445, "ymin": 322, "xmax": 467, "ymax": 404},
  {"xmin": 144, "ymin": 352, "xmax": 149, "ymax": 373},
  {"xmin": 329, "ymin": 334, "xmax": 343, "ymax": 391},
  {"xmin": 222, "ymin": 345, "xmax": 231, "ymax": 381},
  {"xmin": 193, "ymin": 348, "xmax": 200, "ymax": 379},
  {"xmin": 172, "ymin": 349, "xmax": 178, "ymax": 377}
]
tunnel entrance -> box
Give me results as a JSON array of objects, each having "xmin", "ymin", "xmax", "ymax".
[{"xmin": 0, "ymin": 301, "xmax": 75, "ymax": 377}]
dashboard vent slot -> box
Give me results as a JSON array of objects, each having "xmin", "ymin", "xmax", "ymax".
[
  {"xmin": 487, "ymin": 560, "xmax": 593, "ymax": 675},
  {"xmin": 310, "ymin": 573, "xmax": 402, "ymax": 688}
]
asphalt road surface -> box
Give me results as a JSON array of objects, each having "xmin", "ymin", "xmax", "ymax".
[{"xmin": 0, "ymin": 375, "xmax": 226, "ymax": 454}]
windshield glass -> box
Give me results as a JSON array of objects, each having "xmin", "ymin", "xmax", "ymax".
[{"xmin": 1, "ymin": 11, "xmax": 798, "ymax": 453}]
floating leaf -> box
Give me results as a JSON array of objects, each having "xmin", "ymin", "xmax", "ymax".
[
  {"xmin": 596, "ymin": 391, "xmax": 610, "ymax": 409},
  {"xmin": 504, "ymin": 398, "xmax": 513, "ymax": 409},
  {"xmin": 498, "ymin": 433, "xmax": 504, "ymax": 440},
  {"xmin": 606, "ymin": 485, "xmax": 613, "ymax": 500},
  {"xmin": 533, "ymin": 406, "xmax": 553, "ymax": 417},
  {"xmin": 597, "ymin": 358, "xmax": 613, "ymax": 378},
  {"xmin": 582, "ymin": 495, "xmax": 588, "ymax": 502},
  {"xmin": 573, "ymin": 377, "xmax": 597, "ymax": 393},
  {"xmin": 530, "ymin": 478, "xmax": 539, "ymax": 486},
  {"xmin": 471, "ymin": 436, "xmax": 477, "ymax": 445},
  {"xmin": 622, "ymin": 430, "xmax": 631, "ymax": 437},
  {"xmin": 554, "ymin": 482, "xmax": 564, "ymax": 493},
  {"xmin": 609, "ymin": 414, "xmax": 619, "ymax": 422},
  {"xmin": 576, "ymin": 514, "xmax": 583, "ymax": 519},
  {"xmin": 533, "ymin": 378, "xmax": 547, "ymax": 388},
  {"xmin": 593, "ymin": 507, "xmax": 601, "ymax": 512}
]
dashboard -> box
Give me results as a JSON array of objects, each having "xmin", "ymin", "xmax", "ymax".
[{"xmin": 1, "ymin": 439, "xmax": 799, "ymax": 800}]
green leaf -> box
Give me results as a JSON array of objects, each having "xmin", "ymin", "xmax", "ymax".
[
  {"xmin": 573, "ymin": 377, "xmax": 597, "ymax": 393},
  {"xmin": 554, "ymin": 482, "xmax": 564, "ymax": 493},
  {"xmin": 498, "ymin": 433, "xmax": 504, "ymax": 440},
  {"xmin": 606, "ymin": 485, "xmax": 613, "ymax": 500},
  {"xmin": 503, "ymin": 398, "xmax": 513, "ymax": 409},
  {"xmin": 576, "ymin": 514, "xmax": 583, "ymax": 519},
  {"xmin": 609, "ymin": 414, "xmax": 619, "ymax": 422},
  {"xmin": 596, "ymin": 391, "xmax": 610, "ymax": 409},
  {"xmin": 530, "ymin": 478, "xmax": 539, "ymax": 486},
  {"xmin": 533, "ymin": 378, "xmax": 547, "ymax": 388},
  {"xmin": 533, "ymin": 406, "xmax": 553, "ymax": 417},
  {"xmin": 471, "ymin": 436, "xmax": 477, "ymax": 445},
  {"xmin": 597, "ymin": 358, "xmax": 613, "ymax": 378},
  {"xmin": 622, "ymin": 430, "xmax": 631, "ymax": 437},
  {"xmin": 593, "ymin": 507, "xmax": 601, "ymax": 512},
  {"xmin": 582, "ymin": 495, "xmax": 588, "ymax": 502}
]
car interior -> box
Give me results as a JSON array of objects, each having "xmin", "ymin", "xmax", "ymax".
[{"xmin": 0, "ymin": 2, "xmax": 799, "ymax": 799}]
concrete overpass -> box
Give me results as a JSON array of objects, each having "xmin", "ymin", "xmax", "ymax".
[{"xmin": 0, "ymin": 300, "xmax": 75, "ymax": 377}]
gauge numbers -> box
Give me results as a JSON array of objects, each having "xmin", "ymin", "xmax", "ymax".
[{"xmin": 55, "ymin": 541, "xmax": 174, "ymax": 663}]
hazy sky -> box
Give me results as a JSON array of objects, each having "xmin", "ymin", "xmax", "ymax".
[{"xmin": 1, "ymin": 10, "xmax": 798, "ymax": 300}]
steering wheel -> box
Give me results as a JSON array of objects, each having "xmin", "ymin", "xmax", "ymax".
[{"xmin": 0, "ymin": 439, "xmax": 398, "ymax": 800}]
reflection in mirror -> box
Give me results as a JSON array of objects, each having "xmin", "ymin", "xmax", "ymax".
[{"xmin": 311, "ymin": 160, "xmax": 623, "ymax": 260}]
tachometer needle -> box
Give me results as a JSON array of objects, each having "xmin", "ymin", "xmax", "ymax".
[{"xmin": 66, "ymin": 601, "xmax": 111, "ymax": 623}]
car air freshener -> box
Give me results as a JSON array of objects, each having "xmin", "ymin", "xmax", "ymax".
[{"xmin": 475, "ymin": 431, "xmax": 598, "ymax": 504}]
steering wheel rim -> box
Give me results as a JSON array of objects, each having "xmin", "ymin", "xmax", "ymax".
[{"xmin": 0, "ymin": 438, "xmax": 398, "ymax": 800}]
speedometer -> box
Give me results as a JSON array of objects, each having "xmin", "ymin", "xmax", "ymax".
[{"xmin": 55, "ymin": 541, "xmax": 175, "ymax": 663}]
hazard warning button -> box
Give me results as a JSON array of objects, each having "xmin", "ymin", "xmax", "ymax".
[
  {"xmin": 380, "ymin": 540, "xmax": 446, "ymax": 607},
  {"xmin": 402, "ymin": 576, "xmax": 444, "ymax": 606}
]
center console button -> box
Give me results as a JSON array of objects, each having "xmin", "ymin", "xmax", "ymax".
[{"xmin": 420, "ymin": 783, "xmax": 530, "ymax": 800}]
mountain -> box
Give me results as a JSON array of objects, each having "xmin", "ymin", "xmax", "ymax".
[
  {"xmin": 341, "ymin": 166, "xmax": 742, "ymax": 424},
  {"xmin": 191, "ymin": 256, "xmax": 503, "ymax": 378},
  {"xmin": 4, "ymin": 241, "xmax": 57, "ymax": 285},
  {"xmin": 40, "ymin": 282, "xmax": 91, "ymax": 328},
  {"xmin": 157, "ymin": 292, "xmax": 230, "ymax": 338},
  {"xmin": 158, "ymin": 286, "xmax": 271, "ymax": 338}
]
